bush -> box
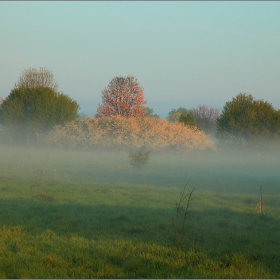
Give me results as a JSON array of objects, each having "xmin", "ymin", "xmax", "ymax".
[
  {"xmin": 44, "ymin": 116, "xmax": 215, "ymax": 152},
  {"xmin": 129, "ymin": 147, "xmax": 151, "ymax": 170}
]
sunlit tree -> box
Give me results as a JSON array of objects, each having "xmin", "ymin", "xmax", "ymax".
[
  {"xmin": 216, "ymin": 93, "xmax": 280, "ymax": 145},
  {"xmin": 97, "ymin": 76, "xmax": 147, "ymax": 118}
]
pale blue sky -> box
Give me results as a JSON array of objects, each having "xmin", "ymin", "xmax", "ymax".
[{"xmin": 1, "ymin": 1, "xmax": 280, "ymax": 118}]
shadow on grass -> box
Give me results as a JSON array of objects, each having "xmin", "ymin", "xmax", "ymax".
[
  {"xmin": 0, "ymin": 198, "xmax": 280, "ymax": 276},
  {"xmin": 0, "ymin": 198, "xmax": 172, "ymax": 243}
]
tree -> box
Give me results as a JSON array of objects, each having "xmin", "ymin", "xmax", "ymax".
[
  {"xmin": 144, "ymin": 107, "xmax": 160, "ymax": 118},
  {"xmin": 129, "ymin": 146, "xmax": 151, "ymax": 171},
  {"xmin": 178, "ymin": 112, "xmax": 198, "ymax": 127},
  {"xmin": 97, "ymin": 76, "xmax": 147, "ymax": 118},
  {"xmin": 0, "ymin": 69, "xmax": 79, "ymax": 143},
  {"xmin": 14, "ymin": 67, "xmax": 58, "ymax": 91},
  {"xmin": 166, "ymin": 107, "xmax": 189, "ymax": 122},
  {"xmin": 216, "ymin": 93, "xmax": 279, "ymax": 145},
  {"xmin": 190, "ymin": 105, "xmax": 220, "ymax": 134}
]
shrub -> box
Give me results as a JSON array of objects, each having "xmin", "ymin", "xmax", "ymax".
[
  {"xmin": 129, "ymin": 147, "xmax": 151, "ymax": 170},
  {"xmin": 44, "ymin": 116, "xmax": 215, "ymax": 152}
]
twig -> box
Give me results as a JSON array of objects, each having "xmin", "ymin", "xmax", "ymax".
[{"xmin": 172, "ymin": 182, "xmax": 197, "ymax": 249}]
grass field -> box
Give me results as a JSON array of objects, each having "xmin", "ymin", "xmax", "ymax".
[{"xmin": 0, "ymin": 143, "xmax": 280, "ymax": 278}]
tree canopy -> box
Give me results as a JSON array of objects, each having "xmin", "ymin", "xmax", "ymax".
[
  {"xmin": 97, "ymin": 76, "xmax": 147, "ymax": 118},
  {"xmin": 14, "ymin": 67, "xmax": 58, "ymax": 91},
  {"xmin": 178, "ymin": 112, "xmax": 198, "ymax": 127},
  {"xmin": 190, "ymin": 105, "xmax": 220, "ymax": 135},
  {"xmin": 144, "ymin": 107, "xmax": 160, "ymax": 118},
  {"xmin": 216, "ymin": 93, "xmax": 280, "ymax": 145},
  {"xmin": 0, "ymin": 68, "xmax": 79, "ymax": 143},
  {"xmin": 166, "ymin": 107, "xmax": 189, "ymax": 122}
]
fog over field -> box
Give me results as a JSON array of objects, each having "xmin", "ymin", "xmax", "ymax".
[
  {"xmin": 1, "ymin": 1, "xmax": 280, "ymax": 277},
  {"xmin": 2, "ymin": 138, "xmax": 279, "ymax": 193},
  {"xmin": 0, "ymin": 138, "xmax": 279, "ymax": 278}
]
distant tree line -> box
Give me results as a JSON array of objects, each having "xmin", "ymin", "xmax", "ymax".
[
  {"xmin": 166, "ymin": 95, "xmax": 280, "ymax": 147},
  {"xmin": 1, "ymin": 67, "xmax": 280, "ymax": 148},
  {"xmin": 166, "ymin": 106, "xmax": 220, "ymax": 136}
]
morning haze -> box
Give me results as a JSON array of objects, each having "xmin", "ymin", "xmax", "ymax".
[{"xmin": 0, "ymin": 2, "xmax": 279, "ymax": 278}]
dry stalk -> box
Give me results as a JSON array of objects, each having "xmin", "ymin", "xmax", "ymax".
[
  {"xmin": 65, "ymin": 172, "xmax": 70, "ymax": 182},
  {"xmin": 172, "ymin": 182, "xmax": 197, "ymax": 249},
  {"xmin": 255, "ymin": 186, "xmax": 263, "ymax": 214},
  {"xmin": 4, "ymin": 156, "xmax": 7, "ymax": 177},
  {"xmin": 53, "ymin": 169, "xmax": 57, "ymax": 181},
  {"xmin": 27, "ymin": 153, "xmax": 33, "ymax": 176},
  {"xmin": 192, "ymin": 233, "xmax": 204, "ymax": 242},
  {"xmin": 40, "ymin": 167, "xmax": 45, "ymax": 182}
]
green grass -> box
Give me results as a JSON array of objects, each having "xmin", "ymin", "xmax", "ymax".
[{"xmin": 0, "ymin": 143, "xmax": 279, "ymax": 278}]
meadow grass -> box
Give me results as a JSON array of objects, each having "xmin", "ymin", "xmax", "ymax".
[{"xmin": 0, "ymin": 143, "xmax": 279, "ymax": 278}]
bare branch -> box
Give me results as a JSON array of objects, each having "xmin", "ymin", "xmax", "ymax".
[
  {"xmin": 190, "ymin": 105, "xmax": 220, "ymax": 134},
  {"xmin": 15, "ymin": 67, "xmax": 58, "ymax": 91}
]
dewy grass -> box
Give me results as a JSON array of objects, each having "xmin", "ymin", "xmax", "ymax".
[{"xmin": 0, "ymin": 144, "xmax": 279, "ymax": 278}]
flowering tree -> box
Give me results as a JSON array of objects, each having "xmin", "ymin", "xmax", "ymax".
[{"xmin": 97, "ymin": 76, "xmax": 147, "ymax": 118}]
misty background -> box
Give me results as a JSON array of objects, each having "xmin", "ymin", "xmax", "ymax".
[
  {"xmin": 0, "ymin": 2, "xmax": 280, "ymax": 275},
  {"xmin": 1, "ymin": 1, "xmax": 280, "ymax": 118}
]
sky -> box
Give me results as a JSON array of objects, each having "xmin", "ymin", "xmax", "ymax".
[{"xmin": 1, "ymin": 1, "xmax": 280, "ymax": 118}]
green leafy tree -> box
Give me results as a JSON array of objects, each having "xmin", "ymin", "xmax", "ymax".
[
  {"xmin": 0, "ymin": 68, "xmax": 79, "ymax": 143},
  {"xmin": 178, "ymin": 112, "xmax": 198, "ymax": 127},
  {"xmin": 144, "ymin": 107, "xmax": 160, "ymax": 118},
  {"xmin": 167, "ymin": 107, "xmax": 189, "ymax": 122},
  {"xmin": 216, "ymin": 93, "xmax": 279, "ymax": 145}
]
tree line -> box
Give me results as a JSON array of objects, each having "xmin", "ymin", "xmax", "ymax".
[{"xmin": 1, "ymin": 67, "xmax": 279, "ymax": 147}]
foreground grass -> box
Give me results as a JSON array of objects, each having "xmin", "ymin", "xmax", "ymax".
[
  {"xmin": 0, "ymin": 225, "xmax": 275, "ymax": 278},
  {"xmin": 0, "ymin": 144, "xmax": 280, "ymax": 278}
]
